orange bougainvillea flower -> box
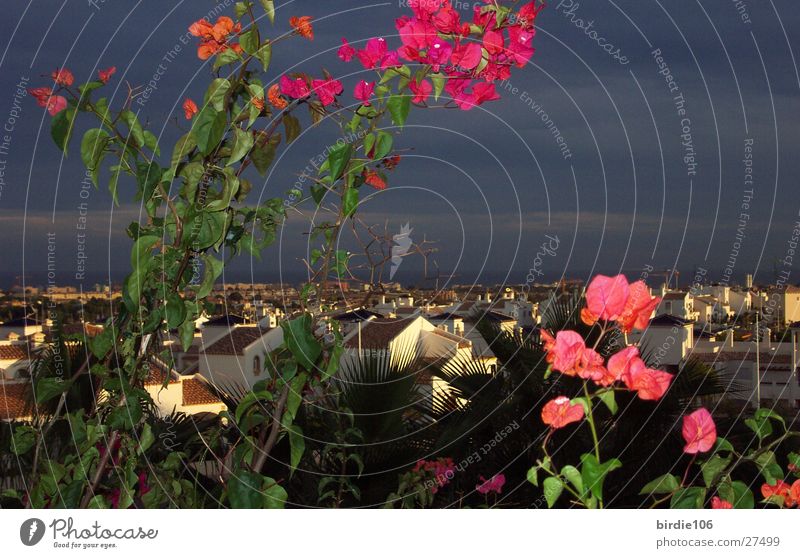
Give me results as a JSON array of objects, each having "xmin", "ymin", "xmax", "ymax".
[
  {"xmin": 363, "ymin": 169, "xmax": 387, "ymax": 190},
  {"xmin": 182, "ymin": 98, "xmax": 198, "ymax": 120},
  {"xmin": 98, "ymin": 66, "xmax": 116, "ymax": 84},
  {"xmin": 251, "ymin": 95, "xmax": 265, "ymax": 112},
  {"xmin": 710, "ymin": 496, "xmax": 732, "ymax": 509},
  {"xmin": 189, "ymin": 16, "xmax": 242, "ymax": 60},
  {"xmin": 290, "ymin": 16, "xmax": 314, "ymax": 40},
  {"xmin": 267, "ymin": 84, "xmax": 288, "ymax": 110},
  {"xmin": 51, "ymin": 68, "xmax": 74, "ymax": 87},
  {"xmin": 761, "ymin": 480, "xmax": 793, "ymax": 507},
  {"xmin": 541, "ymin": 396, "xmax": 584, "ymax": 430}
]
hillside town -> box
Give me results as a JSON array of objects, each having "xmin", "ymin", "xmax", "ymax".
[{"xmin": 2, "ymin": 273, "xmax": 800, "ymax": 422}]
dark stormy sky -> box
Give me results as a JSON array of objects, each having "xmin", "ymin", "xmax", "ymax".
[{"xmin": 0, "ymin": 0, "xmax": 798, "ymax": 290}]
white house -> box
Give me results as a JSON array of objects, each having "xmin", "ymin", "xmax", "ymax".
[
  {"xmin": 629, "ymin": 314, "xmax": 695, "ymax": 367},
  {"xmin": 0, "ymin": 343, "xmax": 34, "ymax": 380},
  {"xmin": 143, "ymin": 363, "xmax": 226, "ymax": 416},
  {"xmin": 199, "ymin": 325, "xmax": 284, "ymax": 389}
]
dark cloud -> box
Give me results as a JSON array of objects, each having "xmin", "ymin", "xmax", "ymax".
[{"xmin": 0, "ymin": 0, "xmax": 797, "ymax": 287}]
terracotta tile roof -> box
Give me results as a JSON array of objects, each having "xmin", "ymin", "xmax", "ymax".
[
  {"xmin": 0, "ymin": 382, "xmax": 33, "ymax": 420},
  {"xmin": 344, "ymin": 318, "xmax": 415, "ymax": 349},
  {"xmin": 203, "ymin": 326, "xmax": 269, "ymax": 356},
  {"xmin": 0, "ymin": 345, "xmax": 30, "ymax": 361},
  {"xmin": 182, "ymin": 378, "xmax": 222, "ymax": 406},
  {"xmin": 143, "ymin": 363, "xmax": 180, "ymax": 386}
]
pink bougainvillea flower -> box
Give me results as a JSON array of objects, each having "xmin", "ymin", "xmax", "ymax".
[
  {"xmin": 682, "ymin": 408, "xmax": 717, "ymax": 454},
  {"xmin": 618, "ymin": 280, "xmax": 661, "ymax": 333},
  {"xmin": 517, "ymin": 0, "xmax": 544, "ymax": 30},
  {"xmin": 137, "ymin": 471, "xmax": 151, "ymax": 496},
  {"xmin": 267, "ymin": 83, "xmax": 288, "ymax": 110},
  {"xmin": 476, "ymin": 473, "xmax": 506, "ymax": 495},
  {"xmin": 431, "ymin": 3, "xmax": 461, "ymax": 34},
  {"xmin": 108, "ymin": 488, "xmax": 121, "ymax": 509},
  {"xmin": 761, "ymin": 480, "xmax": 793, "ymax": 507},
  {"xmin": 541, "ymin": 396, "xmax": 585, "ymax": 429},
  {"xmin": 583, "ymin": 274, "xmax": 630, "ymax": 324},
  {"xmin": 409, "ymin": 79, "xmax": 433, "ymax": 104},
  {"xmin": 280, "ymin": 75, "xmax": 310, "ymax": 99},
  {"xmin": 397, "ymin": 17, "xmax": 438, "ymax": 53},
  {"xmin": 290, "ymin": 16, "xmax": 314, "ymax": 40},
  {"xmin": 711, "ymin": 496, "xmax": 732, "ymax": 509},
  {"xmin": 45, "ymin": 95, "xmax": 67, "ymax": 116},
  {"xmin": 409, "ymin": 0, "xmax": 444, "ymax": 21},
  {"xmin": 363, "ymin": 169, "xmax": 386, "ymax": 190},
  {"xmin": 353, "ymin": 80, "xmax": 375, "ymax": 105},
  {"xmin": 98, "ymin": 66, "xmax": 116, "ymax": 84},
  {"xmin": 482, "ymin": 28, "xmax": 505, "ymax": 55},
  {"xmin": 338, "ymin": 38, "xmax": 356, "ymax": 62},
  {"xmin": 601, "ymin": 346, "xmax": 640, "ymax": 387},
  {"xmin": 311, "ymin": 78, "xmax": 343, "ymax": 107},
  {"xmin": 182, "ymin": 98, "xmax": 198, "ymax": 120},
  {"xmin": 426, "ymin": 37, "xmax": 452, "ymax": 71},
  {"xmin": 507, "ymin": 24, "xmax": 536, "ymax": 67},
  {"xmin": 451, "ymin": 42, "xmax": 483, "ymax": 70},
  {"xmin": 51, "ymin": 68, "xmax": 74, "ymax": 86},
  {"xmin": 30, "ymin": 86, "xmax": 67, "ymax": 116},
  {"xmin": 356, "ymin": 37, "xmax": 398, "ymax": 70},
  {"xmin": 455, "ymin": 82, "xmax": 501, "ymax": 111},
  {"xmin": 622, "ymin": 359, "xmax": 673, "ymax": 400},
  {"xmin": 543, "ymin": 330, "xmax": 606, "ymax": 382}
]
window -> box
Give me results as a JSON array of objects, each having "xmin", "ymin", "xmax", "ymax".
[{"xmin": 253, "ymin": 356, "xmax": 261, "ymax": 377}]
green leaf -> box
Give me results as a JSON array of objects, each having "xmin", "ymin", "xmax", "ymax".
[
  {"xmin": 256, "ymin": 42, "xmax": 272, "ymax": 72},
  {"xmin": 718, "ymin": 480, "xmax": 754, "ymax": 509},
  {"xmin": 239, "ymin": 28, "xmax": 260, "ymax": 55},
  {"xmin": 11, "ymin": 425, "xmax": 36, "ymax": 455},
  {"xmin": 283, "ymin": 114, "xmax": 301, "ymax": 144},
  {"xmin": 580, "ymin": 454, "xmax": 621, "ymax": 501},
  {"xmin": 178, "ymin": 310, "xmax": 196, "ymax": 351},
  {"xmin": 251, "ymin": 136, "xmax": 277, "ymax": 175},
  {"xmin": 342, "ymin": 185, "xmax": 358, "ymax": 218},
  {"xmin": 701, "ymin": 454, "xmax": 731, "ymax": 487},
  {"xmin": 714, "ymin": 436, "xmax": 734, "ymax": 453},
  {"xmin": 171, "ymin": 132, "xmax": 197, "ymax": 168},
  {"xmin": 542, "ymin": 476, "xmax": 563, "ymax": 508},
  {"xmin": 670, "ymin": 487, "xmax": 706, "ymax": 509},
  {"xmin": 51, "ymin": 107, "xmax": 76, "ymax": 154},
  {"xmin": 526, "ymin": 465, "xmax": 539, "ymax": 487},
  {"xmin": 120, "ymin": 110, "xmax": 145, "ymax": 147},
  {"xmin": 640, "ymin": 473, "xmax": 680, "ymax": 495},
  {"xmin": 205, "ymin": 78, "xmax": 232, "ymax": 112},
  {"xmin": 372, "ymin": 131, "xmax": 393, "ymax": 160},
  {"xmin": 288, "ymin": 424, "xmax": 305, "ymax": 474},
  {"xmin": 561, "ymin": 465, "xmax": 583, "ymax": 495},
  {"xmin": 281, "ymin": 314, "xmax": 322, "ymax": 371},
  {"xmin": 196, "ymin": 254, "xmax": 224, "ymax": 299},
  {"xmin": 193, "ymin": 106, "xmax": 227, "ymax": 156},
  {"xmin": 387, "ymin": 95, "xmax": 411, "ymax": 128},
  {"xmin": 286, "ymin": 372, "xmax": 306, "ymax": 421},
  {"xmin": 327, "ymin": 143, "xmax": 353, "ymax": 181},
  {"xmin": 87, "ymin": 495, "xmax": 110, "ymax": 509},
  {"xmin": 137, "ymin": 423, "xmax": 155, "ymax": 454},
  {"xmin": 227, "ymin": 127, "xmax": 254, "ymax": 166},
  {"xmin": 263, "ymin": 478, "xmax": 287, "ymax": 509},
  {"xmin": 596, "ymin": 389, "xmax": 617, "ymax": 415},
  {"xmin": 228, "ymin": 471, "xmax": 265, "ymax": 508},
  {"xmin": 35, "ymin": 377, "xmax": 71, "ymax": 404},
  {"xmin": 213, "ymin": 48, "xmax": 242, "ymax": 70},
  {"xmin": 260, "ymin": 0, "xmax": 275, "ymax": 23},
  {"xmin": 165, "ymin": 292, "xmax": 186, "ymax": 329},
  {"xmin": 430, "ymin": 73, "xmax": 446, "ymax": 101},
  {"xmin": 753, "ymin": 450, "xmax": 783, "ymax": 484},
  {"xmin": 80, "ymin": 128, "xmax": 110, "ymax": 186}
]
